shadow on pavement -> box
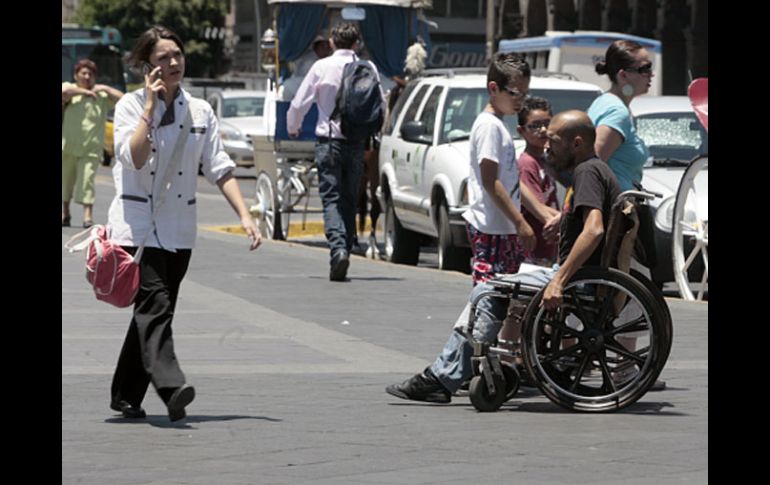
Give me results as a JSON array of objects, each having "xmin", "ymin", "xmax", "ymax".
[
  {"xmin": 105, "ymin": 414, "xmax": 283, "ymax": 428},
  {"xmin": 512, "ymin": 400, "xmax": 686, "ymax": 416}
]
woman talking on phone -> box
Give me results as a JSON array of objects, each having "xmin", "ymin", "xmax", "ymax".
[{"xmin": 107, "ymin": 25, "xmax": 261, "ymax": 421}]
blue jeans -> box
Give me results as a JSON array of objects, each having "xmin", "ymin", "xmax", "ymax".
[
  {"xmin": 315, "ymin": 140, "xmax": 364, "ymax": 259},
  {"xmin": 430, "ymin": 266, "xmax": 556, "ymax": 392}
]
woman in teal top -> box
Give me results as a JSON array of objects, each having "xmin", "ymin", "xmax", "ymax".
[
  {"xmin": 586, "ymin": 40, "xmax": 666, "ymax": 391},
  {"xmin": 587, "ymin": 40, "xmax": 653, "ymax": 192}
]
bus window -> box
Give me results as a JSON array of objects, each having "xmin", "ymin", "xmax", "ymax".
[{"xmin": 62, "ymin": 25, "xmax": 126, "ymax": 92}]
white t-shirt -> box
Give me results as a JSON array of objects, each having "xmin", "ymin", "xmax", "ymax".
[{"xmin": 462, "ymin": 111, "xmax": 521, "ymax": 234}]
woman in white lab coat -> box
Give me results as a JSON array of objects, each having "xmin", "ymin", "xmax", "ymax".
[{"xmin": 108, "ymin": 25, "xmax": 261, "ymax": 422}]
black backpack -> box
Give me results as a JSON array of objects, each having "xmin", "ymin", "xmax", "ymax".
[{"xmin": 331, "ymin": 58, "xmax": 384, "ymax": 142}]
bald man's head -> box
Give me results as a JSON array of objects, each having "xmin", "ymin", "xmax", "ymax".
[
  {"xmin": 550, "ymin": 110, "xmax": 596, "ymax": 146},
  {"xmin": 544, "ymin": 110, "xmax": 597, "ymax": 172}
]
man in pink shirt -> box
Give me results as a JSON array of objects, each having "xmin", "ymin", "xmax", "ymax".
[{"xmin": 287, "ymin": 22, "xmax": 385, "ymax": 281}]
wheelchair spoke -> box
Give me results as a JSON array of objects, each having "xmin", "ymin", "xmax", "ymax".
[
  {"xmin": 607, "ymin": 315, "xmax": 649, "ymax": 336},
  {"xmin": 596, "ymin": 353, "xmax": 617, "ymax": 394},
  {"xmin": 541, "ymin": 343, "xmax": 585, "ymax": 364},
  {"xmin": 596, "ymin": 286, "xmax": 620, "ymax": 330},
  {"xmin": 566, "ymin": 288, "xmax": 591, "ymax": 326},
  {"xmin": 604, "ymin": 341, "xmax": 648, "ymax": 365},
  {"xmin": 569, "ymin": 352, "xmax": 593, "ymax": 393},
  {"xmin": 544, "ymin": 319, "xmax": 581, "ymax": 337}
]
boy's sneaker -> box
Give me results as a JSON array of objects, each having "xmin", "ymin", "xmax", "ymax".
[{"xmin": 386, "ymin": 367, "xmax": 451, "ymax": 403}]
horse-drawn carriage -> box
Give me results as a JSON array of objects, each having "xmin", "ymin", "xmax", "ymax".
[{"xmin": 250, "ymin": 0, "xmax": 432, "ymax": 240}]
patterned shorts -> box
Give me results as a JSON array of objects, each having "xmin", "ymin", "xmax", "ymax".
[{"xmin": 466, "ymin": 223, "xmax": 528, "ymax": 285}]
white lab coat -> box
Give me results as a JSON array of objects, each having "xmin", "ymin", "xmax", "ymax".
[{"xmin": 108, "ymin": 88, "xmax": 235, "ymax": 249}]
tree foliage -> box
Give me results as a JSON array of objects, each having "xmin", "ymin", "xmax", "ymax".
[{"xmin": 74, "ymin": 0, "xmax": 228, "ymax": 77}]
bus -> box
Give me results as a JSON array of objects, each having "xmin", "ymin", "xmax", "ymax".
[
  {"xmin": 62, "ymin": 24, "xmax": 127, "ymax": 164},
  {"xmin": 498, "ymin": 31, "xmax": 662, "ymax": 96}
]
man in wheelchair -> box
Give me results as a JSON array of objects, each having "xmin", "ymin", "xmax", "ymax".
[{"xmin": 386, "ymin": 111, "xmax": 664, "ymax": 409}]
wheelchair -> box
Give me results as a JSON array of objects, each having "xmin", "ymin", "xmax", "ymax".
[{"xmin": 463, "ymin": 190, "xmax": 673, "ymax": 413}]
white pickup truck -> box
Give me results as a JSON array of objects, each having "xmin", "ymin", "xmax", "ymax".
[{"xmin": 378, "ymin": 70, "xmax": 602, "ymax": 271}]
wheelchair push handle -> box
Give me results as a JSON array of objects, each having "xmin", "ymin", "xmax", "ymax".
[{"xmin": 613, "ymin": 188, "xmax": 661, "ymax": 209}]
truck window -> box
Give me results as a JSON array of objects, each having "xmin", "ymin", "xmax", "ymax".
[{"xmin": 417, "ymin": 86, "xmax": 444, "ymax": 143}]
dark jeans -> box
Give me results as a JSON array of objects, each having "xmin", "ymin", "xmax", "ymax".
[
  {"xmin": 315, "ymin": 139, "xmax": 364, "ymax": 259},
  {"xmin": 111, "ymin": 247, "xmax": 192, "ymax": 407}
]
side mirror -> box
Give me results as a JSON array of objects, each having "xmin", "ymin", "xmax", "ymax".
[{"xmin": 401, "ymin": 120, "xmax": 432, "ymax": 144}]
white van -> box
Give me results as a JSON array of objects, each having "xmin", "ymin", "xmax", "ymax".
[{"xmin": 499, "ymin": 31, "xmax": 662, "ymax": 96}]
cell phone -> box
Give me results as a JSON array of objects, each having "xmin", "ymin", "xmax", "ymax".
[{"xmin": 143, "ymin": 62, "xmax": 161, "ymax": 78}]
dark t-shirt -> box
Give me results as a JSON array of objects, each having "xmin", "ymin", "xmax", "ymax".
[{"xmin": 558, "ymin": 158, "xmax": 621, "ymax": 265}]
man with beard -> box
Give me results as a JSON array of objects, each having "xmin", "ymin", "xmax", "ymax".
[{"xmin": 385, "ymin": 110, "xmax": 621, "ymax": 404}]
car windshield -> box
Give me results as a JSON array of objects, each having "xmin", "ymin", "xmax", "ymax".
[
  {"xmin": 222, "ymin": 97, "xmax": 264, "ymax": 118},
  {"xmin": 440, "ymin": 87, "xmax": 600, "ymax": 143},
  {"xmin": 635, "ymin": 112, "xmax": 708, "ymax": 166}
]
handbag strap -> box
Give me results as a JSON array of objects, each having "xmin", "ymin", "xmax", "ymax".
[
  {"xmin": 134, "ymin": 101, "xmax": 194, "ymax": 262},
  {"xmin": 64, "ymin": 100, "xmax": 194, "ymax": 263}
]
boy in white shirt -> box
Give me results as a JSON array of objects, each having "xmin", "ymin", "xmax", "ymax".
[{"xmin": 386, "ymin": 53, "xmax": 559, "ymax": 403}]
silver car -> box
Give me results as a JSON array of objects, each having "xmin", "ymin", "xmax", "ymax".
[
  {"xmin": 634, "ymin": 95, "xmax": 708, "ymax": 287},
  {"xmin": 207, "ymin": 90, "xmax": 267, "ymax": 167}
]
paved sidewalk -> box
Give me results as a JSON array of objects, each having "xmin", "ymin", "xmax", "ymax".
[{"xmin": 63, "ymin": 169, "xmax": 707, "ymax": 484}]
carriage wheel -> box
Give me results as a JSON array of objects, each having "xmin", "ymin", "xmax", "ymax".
[
  {"xmin": 672, "ymin": 155, "xmax": 708, "ymax": 300},
  {"xmin": 254, "ymin": 171, "xmax": 284, "ymax": 240},
  {"xmin": 521, "ymin": 267, "xmax": 668, "ymax": 412}
]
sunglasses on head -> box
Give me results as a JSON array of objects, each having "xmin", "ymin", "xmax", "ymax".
[
  {"xmin": 625, "ymin": 63, "xmax": 653, "ymax": 75},
  {"xmin": 500, "ymin": 85, "xmax": 527, "ymax": 99}
]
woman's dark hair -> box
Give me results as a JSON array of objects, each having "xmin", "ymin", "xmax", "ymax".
[
  {"xmin": 518, "ymin": 96, "xmax": 552, "ymax": 127},
  {"xmin": 127, "ymin": 25, "xmax": 185, "ymax": 68},
  {"xmin": 74, "ymin": 58, "xmax": 97, "ymax": 75},
  {"xmin": 331, "ymin": 22, "xmax": 360, "ymax": 50},
  {"xmin": 487, "ymin": 52, "xmax": 530, "ymax": 89},
  {"xmin": 594, "ymin": 40, "xmax": 644, "ymax": 84}
]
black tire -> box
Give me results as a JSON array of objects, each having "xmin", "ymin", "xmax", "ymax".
[
  {"xmin": 501, "ymin": 361, "xmax": 520, "ymax": 401},
  {"xmin": 437, "ymin": 202, "xmax": 471, "ymax": 272},
  {"xmin": 254, "ymin": 171, "xmax": 284, "ymax": 240},
  {"xmin": 469, "ymin": 374, "xmax": 507, "ymax": 412},
  {"xmin": 521, "ymin": 267, "xmax": 668, "ymax": 412},
  {"xmin": 629, "ymin": 268, "xmax": 673, "ymax": 370},
  {"xmin": 384, "ymin": 198, "xmax": 420, "ymax": 265}
]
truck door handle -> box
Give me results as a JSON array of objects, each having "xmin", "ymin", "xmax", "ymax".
[{"xmin": 407, "ymin": 153, "xmax": 410, "ymax": 162}]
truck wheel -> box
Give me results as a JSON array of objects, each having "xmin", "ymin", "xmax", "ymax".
[{"xmin": 384, "ymin": 199, "xmax": 419, "ymax": 265}]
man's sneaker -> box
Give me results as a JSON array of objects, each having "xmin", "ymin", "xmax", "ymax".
[
  {"xmin": 385, "ymin": 367, "xmax": 451, "ymax": 403},
  {"xmin": 167, "ymin": 384, "xmax": 196, "ymax": 422},
  {"xmin": 329, "ymin": 249, "xmax": 350, "ymax": 282}
]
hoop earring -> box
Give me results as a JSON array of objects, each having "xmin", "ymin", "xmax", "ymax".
[{"xmin": 621, "ymin": 84, "xmax": 634, "ymax": 98}]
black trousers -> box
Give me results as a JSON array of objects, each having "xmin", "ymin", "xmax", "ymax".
[{"xmin": 111, "ymin": 247, "xmax": 192, "ymax": 407}]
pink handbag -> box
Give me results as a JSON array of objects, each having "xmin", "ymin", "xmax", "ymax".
[
  {"xmin": 66, "ymin": 225, "xmax": 143, "ymax": 308},
  {"xmin": 65, "ymin": 106, "xmax": 192, "ymax": 308}
]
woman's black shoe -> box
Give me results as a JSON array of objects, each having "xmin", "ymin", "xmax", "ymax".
[{"xmin": 110, "ymin": 400, "xmax": 147, "ymax": 419}]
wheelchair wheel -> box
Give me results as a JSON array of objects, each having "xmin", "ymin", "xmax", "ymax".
[
  {"xmin": 501, "ymin": 361, "xmax": 520, "ymax": 401},
  {"xmin": 521, "ymin": 267, "xmax": 669, "ymax": 412},
  {"xmin": 630, "ymin": 268, "xmax": 673, "ymax": 371},
  {"xmin": 469, "ymin": 373, "xmax": 507, "ymax": 412}
]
